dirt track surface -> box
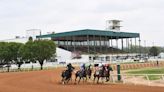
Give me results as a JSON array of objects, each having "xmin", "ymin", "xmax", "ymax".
[{"xmin": 0, "ymin": 68, "xmax": 164, "ymax": 92}]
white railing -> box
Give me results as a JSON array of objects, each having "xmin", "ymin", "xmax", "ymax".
[
  {"xmin": 1, "ymin": 65, "xmax": 164, "ymax": 87},
  {"xmin": 109, "ymin": 74, "xmax": 164, "ymax": 87},
  {"xmin": 0, "ymin": 64, "xmax": 66, "ymax": 73}
]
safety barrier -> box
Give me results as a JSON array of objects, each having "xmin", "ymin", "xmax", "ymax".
[
  {"xmin": 1, "ymin": 62, "xmax": 164, "ymax": 73},
  {"xmin": 0, "ymin": 64, "xmax": 65, "ymax": 73},
  {"xmin": 110, "ymin": 62, "xmax": 164, "ymax": 70},
  {"xmin": 109, "ymin": 74, "xmax": 164, "ymax": 87}
]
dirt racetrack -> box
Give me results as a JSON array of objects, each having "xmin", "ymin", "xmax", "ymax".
[{"xmin": 0, "ymin": 68, "xmax": 164, "ymax": 92}]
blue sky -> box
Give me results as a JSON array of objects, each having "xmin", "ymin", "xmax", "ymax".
[{"xmin": 0, "ymin": 0, "xmax": 164, "ymax": 46}]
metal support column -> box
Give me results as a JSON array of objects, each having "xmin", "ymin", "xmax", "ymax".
[
  {"xmin": 116, "ymin": 37, "xmax": 119, "ymax": 58},
  {"xmin": 94, "ymin": 35, "xmax": 96, "ymax": 54},
  {"xmin": 100, "ymin": 35, "xmax": 102, "ymax": 53},
  {"xmin": 66, "ymin": 37, "xmax": 68, "ymax": 50},
  {"xmin": 105, "ymin": 36, "xmax": 108, "ymax": 54},
  {"xmin": 139, "ymin": 37, "xmax": 141, "ymax": 59},
  {"xmin": 87, "ymin": 35, "xmax": 90, "ymax": 54},
  {"xmin": 121, "ymin": 38, "xmax": 124, "ymax": 51},
  {"xmin": 73, "ymin": 36, "xmax": 75, "ymax": 52},
  {"xmin": 135, "ymin": 38, "xmax": 137, "ymax": 53},
  {"xmin": 130, "ymin": 38, "xmax": 132, "ymax": 53}
]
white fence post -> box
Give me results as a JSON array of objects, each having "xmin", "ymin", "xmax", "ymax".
[
  {"xmin": 162, "ymin": 75, "xmax": 164, "ymax": 80},
  {"xmin": 145, "ymin": 75, "xmax": 150, "ymax": 86}
]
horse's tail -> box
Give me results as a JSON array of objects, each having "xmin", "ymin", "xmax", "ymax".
[
  {"xmin": 61, "ymin": 70, "xmax": 65, "ymax": 78},
  {"xmin": 74, "ymin": 70, "xmax": 79, "ymax": 77}
]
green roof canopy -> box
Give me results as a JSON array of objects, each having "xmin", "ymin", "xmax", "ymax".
[{"xmin": 36, "ymin": 29, "xmax": 140, "ymax": 39}]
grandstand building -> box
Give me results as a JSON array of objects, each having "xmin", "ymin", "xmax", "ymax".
[{"xmin": 37, "ymin": 29, "xmax": 140, "ymax": 64}]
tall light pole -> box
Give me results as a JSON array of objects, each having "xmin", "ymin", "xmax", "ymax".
[
  {"xmin": 139, "ymin": 38, "xmax": 141, "ymax": 60},
  {"xmin": 144, "ymin": 40, "xmax": 146, "ymax": 58}
]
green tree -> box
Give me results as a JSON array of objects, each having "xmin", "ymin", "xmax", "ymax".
[
  {"xmin": 19, "ymin": 41, "xmax": 34, "ymax": 61},
  {"xmin": 32, "ymin": 40, "xmax": 56, "ymax": 70},
  {"xmin": 0, "ymin": 42, "xmax": 23, "ymax": 72},
  {"xmin": 0, "ymin": 42, "xmax": 7, "ymax": 65},
  {"xmin": 16, "ymin": 44, "xmax": 25, "ymax": 70},
  {"xmin": 21, "ymin": 40, "xmax": 56, "ymax": 70},
  {"xmin": 0, "ymin": 42, "xmax": 12, "ymax": 72},
  {"xmin": 149, "ymin": 46, "xmax": 160, "ymax": 57},
  {"xmin": 19, "ymin": 41, "xmax": 36, "ymax": 70}
]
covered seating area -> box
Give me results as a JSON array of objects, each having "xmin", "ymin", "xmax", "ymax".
[{"xmin": 36, "ymin": 29, "xmax": 140, "ymax": 54}]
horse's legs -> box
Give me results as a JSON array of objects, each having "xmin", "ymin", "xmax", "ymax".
[
  {"xmin": 82, "ymin": 77, "xmax": 85, "ymax": 83},
  {"xmin": 101, "ymin": 77, "xmax": 104, "ymax": 83},
  {"xmin": 70, "ymin": 76, "xmax": 72, "ymax": 83},
  {"xmin": 66, "ymin": 78, "xmax": 70, "ymax": 84},
  {"xmin": 106, "ymin": 76, "xmax": 109, "ymax": 82},
  {"xmin": 97, "ymin": 76, "xmax": 99, "ymax": 84},
  {"xmin": 89, "ymin": 75, "xmax": 91, "ymax": 79},
  {"xmin": 78, "ymin": 77, "xmax": 81, "ymax": 84},
  {"xmin": 75, "ymin": 76, "xmax": 77, "ymax": 84},
  {"xmin": 93, "ymin": 75, "xmax": 96, "ymax": 83},
  {"xmin": 85, "ymin": 76, "xmax": 87, "ymax": 82},
  {"xmin": 62, "ymin": 77, "xmax": 67, "ymax": 84}
]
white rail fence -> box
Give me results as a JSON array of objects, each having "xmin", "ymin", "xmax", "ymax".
[
  {"xmin": 1, "ymin": 64, "xmax": 164, "ymax": 87},
  {"xmin": 0, "ymin": 64, "xmax": 66, "ymax": 73},
  {"xmin": 110, "ymin": 74, "xmax": 164, "ymax": 87}
]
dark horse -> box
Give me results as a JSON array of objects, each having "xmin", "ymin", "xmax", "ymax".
[
  {"xmin": 61, "ymin": 69, "xmax": 73, "ymax": 84},
  {"xmin": 86, "ymin": 67, "xmax": 92, "ymax": 79},
  {"xmin": 104, "ymin": 66, "xmax": 113, "ymax": 82},
  {"xmin": 93, "ymin": 66, "xmax": 105, "ymax": 84},
  {"xmin": 93, "ymin": 65, "xmax": 113, "ymax": 83},
  {"xmin": 75, "ymin": 68, "xmax": 92, "ymax": 84}
]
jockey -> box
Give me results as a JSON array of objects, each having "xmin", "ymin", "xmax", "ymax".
[
  {"xmin": 85, "ymin": 63, "xmax": 92, "ymax": 70},
  {"xmin": 94, "ymin": 63, "xmax": 99, "ymax": 75},
  {"xmin": 104, "ymin": 64, "xmax": 109, "ymax": 71},
  {"xmin": 66, "ymin": 63, "xmax": 75, "ymax": 72},
  {"xmin": 80, "ymin": 63, "xmax": 85, "ymax": 72},
  {"xmin": 104, "ymin": 64, "xmax": 113, "ymax": 82},
  {"xmin": 104, "ymin": 64, "xmax": 113, "ymax": 71},
  {"xmin": 98, "ymin": 63, "xmax": 104, "ymax": 70}
]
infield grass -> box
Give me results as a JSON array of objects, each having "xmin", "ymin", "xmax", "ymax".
[{"xmin": 126, "ymin": 67, "xmax": 164, "ymax": 80}]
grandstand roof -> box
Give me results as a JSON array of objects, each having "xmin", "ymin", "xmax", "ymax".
[{"xmin": 36, "ymin": 29, "xmax": 140, "ymax": 40}]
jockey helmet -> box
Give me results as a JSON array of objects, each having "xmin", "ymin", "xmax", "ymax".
[
  {"xmin": 67, "ymin": 63, "xmax": 72, "ymax": 66},
  {"xmin": 80, "ymin": 63, "xmax": 85, "ymax": 67},
  {"xmin": 98, "ymin": 63, "xmax": 103, "ymax": 67}
]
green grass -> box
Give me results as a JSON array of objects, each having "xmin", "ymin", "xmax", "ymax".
[{"xmin": 126, "ymin": 68, "xmax": 164, "ymax": 80}]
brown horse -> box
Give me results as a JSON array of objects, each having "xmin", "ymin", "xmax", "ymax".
[{"xmin": 93, "ymin": 66, "xmax": 105, "ymax": 84}]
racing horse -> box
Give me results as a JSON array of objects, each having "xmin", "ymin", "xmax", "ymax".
[
  {"xmin": 86, "ymin": 67, "xmax": 92, "ymax": 79},
  {"xmin": 74, "ymin": 69, "xmax": 87, "ymax": 84},
  {"xmin": 61, "ymin": 69, "xmax": 73, "ymax": 84},
  {"xmin": 74, "ymin": 67, "xmax": 92, "ymax": 84},
  {"xmin": 104, "ymin": 65, "xmax": 113, "ymax": 82},
  {"xmin": 93, "ymin": 64, "xmax": 105, "ymax": 84}
]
